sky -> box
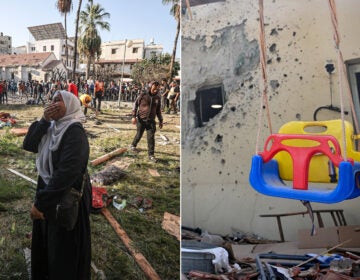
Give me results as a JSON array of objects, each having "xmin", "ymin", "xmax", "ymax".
[{"xmin": 1, "ymin": 0, "xmax": 180, "ymax": 56}]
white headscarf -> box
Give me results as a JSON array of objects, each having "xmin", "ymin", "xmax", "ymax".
[{"xmin": 36, "ymin": 90, "xmax": 85, "ymax": 184}]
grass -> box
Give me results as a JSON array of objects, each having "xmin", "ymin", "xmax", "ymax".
[{"xmin": 0, "ymin": 103, "xmax": 180, "ymax": 279}]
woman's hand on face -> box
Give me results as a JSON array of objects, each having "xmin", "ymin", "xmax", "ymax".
[{"xmin": 43, "ymin": 103, "xmax": 59, "ymax": 121}]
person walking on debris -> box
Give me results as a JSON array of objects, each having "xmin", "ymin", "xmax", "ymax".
[
  {"xmin": 23, "ymin": 90, "xmax": 91, "ymax": 280},
  {"xmin": 130, "ymin": 81, "xmax": 163, "ymax": 162}
]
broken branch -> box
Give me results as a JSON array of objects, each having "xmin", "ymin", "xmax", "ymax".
[{"xmin": 91, "ymin": 148, "xmax": 127, "ymax": 166}]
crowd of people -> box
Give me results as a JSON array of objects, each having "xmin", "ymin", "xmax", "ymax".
[{"xmin": 0, "ymin": 77, "xmax": 181, "ymax": 114}]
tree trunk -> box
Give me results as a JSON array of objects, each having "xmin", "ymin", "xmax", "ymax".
[
  {"xmin": 169, "ymin": 16, "xmax": 180, "ymax": 79},
  {"xmin": 86, "ymin": 58, "xmax": 91, "ymax": 80},
  {"xmin": 65, "ymin": 13, "xmax": 69, "ymax": 78},
  {"xmin": 72, "ymin": 0, "xmax": 83, "ymax": 81}
]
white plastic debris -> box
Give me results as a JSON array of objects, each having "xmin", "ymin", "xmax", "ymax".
[
  {"xmin": 112, "ymin": 196, "xmax": 126, "ymax": 210},
  {"xmin": 181, "ymin": 247, "xmax": 232, "ymax": 273}
]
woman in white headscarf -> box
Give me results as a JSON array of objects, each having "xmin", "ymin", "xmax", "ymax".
[{"xmin": 23, "ymin": 90, "xmax": 91, "ymax": 280}]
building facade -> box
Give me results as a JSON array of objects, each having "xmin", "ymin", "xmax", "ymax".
[
  {"xmin": 0, "ymin": 32, "xmax": 11, "ymax": 55},
  {"xmin": 27, "ymin": 23, "xmax": 80, "ymax": 75},
  {"xmin": 0, "ymin": 52, "xmax": 66, "ymax": 82},
  {"xmin": 97, "ymin": 39, "xmax": 164, "ymax": 82}
]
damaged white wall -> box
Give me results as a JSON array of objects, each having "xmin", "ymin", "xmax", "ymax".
[{"xmin": 181, "ymin": 0, "xmax": 360, "ymax": 241}]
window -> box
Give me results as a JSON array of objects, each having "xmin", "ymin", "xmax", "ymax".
[
  {"xmin": 347, "ymin": 59, "xmax": 360, "ymax": 126},
  {"xmin": 193, "ymin": 85, "xmax": 225, "ymax": 127},
  {"xmin": 43, "ymin": 46, "xmax": 46, "ymax": 52},
  {"xmin": 132, "ymin": 47, "xmax": 138, "ymax": 54},
  {"xmin": 51, "ymin": 45, "xmax": 54, "ymax": 51},
  {"xmin": 111, "ymin": 48, "xmax": 117, "ymax": 54},
  {"xmin": 31, "ymin": 47, "xmax": 35, "ymax": 51}
]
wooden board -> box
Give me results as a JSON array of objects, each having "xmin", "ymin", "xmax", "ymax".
[
  {"xmin": 162, "ymin": 212, "xmax": 180, "ymax": 241},
  {"xmin": 101, "ymin": 208, "xmax": 161, "ymax": 280},
  {"xmin": 10, "ymin": 127, "xmax": 28, "ymax": 136}
]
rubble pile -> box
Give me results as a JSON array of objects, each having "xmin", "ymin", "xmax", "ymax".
[{"xmin": 181, "ymin": 227, "xmax": 360, "ymax": 279}]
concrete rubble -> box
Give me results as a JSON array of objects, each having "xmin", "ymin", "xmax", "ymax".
[{"xmin": 181, "ymin": 227, "xmax": 360, "ymax": 279}]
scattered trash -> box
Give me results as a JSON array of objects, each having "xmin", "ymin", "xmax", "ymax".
[
  {"xmin": 160, "ymin": 134, "xmax": 169, "ymax": 141},
  {"xmin": 91, "ymin": 165, "xmax": 127, "ymax": 185},
  {"xmin": 91, "ymin": 261, "xmax": 106, "ymax": 280},
  {"xmin": 141, "ymin": 197, "xmax": 153, "ymax": 209},
  {"xmin": 201, "ymin": 231, "xmax": 225, "ymax": 246},
  {"xmin": 23, "ymin": 247, "xmax": 31, "ymax": 280},
  {"xmin": 128, "ymin": 196, "xmax": 153, "ymax": 210},
  {"xmin": 148, "ymin": 168, "xmax": 160, "ymax": 177},
  {"xmin": 112, "ymin": 196, "xmax": 126, "ymax": 210},
  {"xmin": 105, "ymin": 123, "xmax": 120, "ymax": 132},
  {"xmin": 91, "ymin": 186, "xmax": 109, "ymax": 213}
]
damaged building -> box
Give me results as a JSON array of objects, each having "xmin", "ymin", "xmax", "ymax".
[{"xmin": 181, "ymin": 0, "xmax": 360, "ymax": 244}]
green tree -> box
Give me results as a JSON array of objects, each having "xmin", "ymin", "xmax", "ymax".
[
  {"xmin": 162, "ymin": 0, "xmax": 180, "ymax": 79},
  {"xmin": 78, "ymin": 2, "xmax": 110, "ymax": 79},
  {"xmin": 131, "ymin": 54, "xmax": 179, "ymax": 85},
  {"xmin": 56, "ymin": 0, "xmax": 73, "ymax": 75}
]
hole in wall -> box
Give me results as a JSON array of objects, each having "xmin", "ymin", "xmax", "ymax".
[{"xmin": 193, "ymin": 84, "xmax": 225, "ymax": 127}]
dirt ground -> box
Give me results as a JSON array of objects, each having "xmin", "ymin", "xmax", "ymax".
[{"xmin": 0, "ymin": 96, "xmax": 180, "ymax": 279}]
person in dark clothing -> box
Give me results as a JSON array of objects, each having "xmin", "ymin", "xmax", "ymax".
[
  {"xmin": 23, "ymin": 90, "xmax": 91, "ymax": 280},
  {"xmin": 130, "ymin": 81, "xmax": 163, "ymax": 162}
]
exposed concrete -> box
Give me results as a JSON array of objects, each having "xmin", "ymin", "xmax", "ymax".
[{"xmin": 181, "ymin": 0, "xmax": 360, "ymax": 240}]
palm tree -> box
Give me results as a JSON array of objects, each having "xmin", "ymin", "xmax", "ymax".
[
  {"xmin": 79, "ymin": 2, "xmax": 110, "ymax": 79},
  {"xmin": 162, "ymin": 0, "xmax": 180, "ymax": 79},
  {"xmin": 56, "ymin": 0, "xmax": 73, "ymax": 75},
  {"xmin": 72, "ymin": 0, "xmax": 83, "ymax": 81}
]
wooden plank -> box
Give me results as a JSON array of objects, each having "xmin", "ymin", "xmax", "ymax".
[
  {"xmin": 91, "ymin": 147, "xmax": 127, "ymax": 166},
  {"xmin": 101, "ymin": 208, "xmax": 161, "ymax": 280},
  {"xmin": 148, "ymin": 168, "xmax": 160, "ymax": 177},
  {"xmin": 162, "ymin": 212, "xmax": 180, "ymax": 241},
  {"xmin": 10, "ymin": 127, "xmax": 28, "ymax": 136}
]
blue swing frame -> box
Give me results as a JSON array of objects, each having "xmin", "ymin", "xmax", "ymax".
[{"xmin": 249, "ymin": 134, "xmax": 360, "ymax": 203}]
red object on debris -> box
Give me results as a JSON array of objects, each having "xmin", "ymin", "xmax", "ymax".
[
  {"xmin": 0, "ymin": 112, "xmax": 16, "ymax": 125},
  {"xmin": 92, "ymin": 186, "xmax": 108, "ymax": 212}
]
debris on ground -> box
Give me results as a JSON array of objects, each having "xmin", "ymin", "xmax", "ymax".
[
  {"xmin": 10, "ymin": 127, "xmax": 28, "ymax": 136},
  {"xmin": 162, "ymin": 212, "xmax": 180, "ymax": 240},
  {"xmin": 181, "ymin": 226, "xmax": 360, "ymax": 279},
  {"xmin": 160, "ymin": 134, "xmax": 169, "ymax": 142},
  {"xmin": 91, "ymin": 164, "xmax": 127, "ymax": 185},
  {"xmin": 90, "ymin": 147, "xmax": 127, "ymax": 166},
  {"xmin": 128, "ymin": 196, "xmax": 153, "ymax": 210},
  {"xmin": 148, "ymin": 168, "xmax": 160, "ymax": 177},
  {"xmin": 112, "ymin": 196, "xmax": 126, "ymax": 210},
  {"xmin": 91, "ymin": 261, "xmax": 106, "ymax": 280},
  {"xmin": 0, "ymin": 112, "xmax": 16, "ymax": 127},
  {"xmin": 101, "ymin": 208, "xmax": 161, "ymax": 280}
]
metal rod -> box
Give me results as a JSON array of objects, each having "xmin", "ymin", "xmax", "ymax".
[{"xmin": 7, "ymin": 168, "xmax": 37, "ymax": 185}]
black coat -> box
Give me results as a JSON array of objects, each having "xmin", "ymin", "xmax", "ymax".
[
  {"xmin": 132, "ymin": 91, "xmax": 163, "ymax": 123},
  {"xmin": 23, "ymin": 119, "xmax": 91, "ymax": 280}
]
